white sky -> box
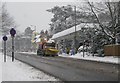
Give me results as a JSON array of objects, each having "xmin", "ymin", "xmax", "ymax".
[
  {"xmin": 0, "ymin": 0, "xmax": 77, "ymax": 45},
  {"xmin": 5, "ymin": 2, "xmax": 79, "ymax": 33},
  {"xmin": 0, "ymin": 0, "xmax": 119, "ymax": 44},
  {"xmin": 2, "ymin": 0, "xmax": 119, "ymax": 33}
]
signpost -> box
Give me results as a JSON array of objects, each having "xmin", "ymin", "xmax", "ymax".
[
  {"xmin": 2, "ymin": 36, "xmax": 8, "ymax": 62},
  {"xmin": 10, "ymin": 28, "xmax": 16, "ymax": 62}
]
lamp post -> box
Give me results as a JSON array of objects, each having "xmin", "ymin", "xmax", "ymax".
[
  {"xmin": 31, "ymin": 25, "xmax": 36, "ymax": 51},
  {"xmin": 2, "ymin": 36, "xmax": 8, "ymax": 62},
  {"xmin": 31, "ymin": 25, "xmax": 36, "ymax": 35},
  {"xmin": 74, "ymin": 6, "xmax": 77, "ymax": 53},
  {"xmin": 69, "ymin": 5, "xmax": 77, "ymax": 54},
  {"xmin": 10, "ymin": 28, "xmax": 16, "ymax": 62}
]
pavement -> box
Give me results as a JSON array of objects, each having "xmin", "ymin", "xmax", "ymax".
[{"xmin": 0, "ymin": 52, "xmax": 61, "ymax": 82}]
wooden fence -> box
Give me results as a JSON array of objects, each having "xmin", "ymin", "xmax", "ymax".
[{"xmin": 104, "ymin": 44, "xmax": 120, "ymax": 56}]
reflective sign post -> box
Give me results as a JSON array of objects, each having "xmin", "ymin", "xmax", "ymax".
[
  {"xmin": 10, "ymin": 28, "xmax": 16, "ymax": 62},
  {"xmin": 2, "ymin": 36, "xmax": 8, "ymax": 62}
]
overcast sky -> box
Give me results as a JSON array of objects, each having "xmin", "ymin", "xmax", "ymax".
[
  {"xmin": 0, "ymin": 0, "xmax": 80, "ymax": 46},
  {"xmin": 1, "ymin": 0, "xmax": 118, "ymax": 44},
  {"xmin": 6, "ymin": 2, "xmax": 76, "ymax": 33}
]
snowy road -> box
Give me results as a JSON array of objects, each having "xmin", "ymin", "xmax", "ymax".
[
  {"xmin": 0, "ymin": 52, "xmax": 60, "ymax": 82},
  {"xmin": 14, "ymin": 52, "xmax": 119, "ymax": 81}
]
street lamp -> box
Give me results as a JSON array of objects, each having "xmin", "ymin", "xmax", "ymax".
[
  {"xmin": 10, "ymin": 28, "xmax": 16, "ymax": 62},
  {"xmin": 69, "ymin": 5, "xmax": 77, "ymax": 54},
  {"xmin": 30, "ymin": 25, "xmax": 36, "ymax": 51},
  {"xmin": 31, "ymin": 25, "xmax": 36, "ymax": 34},
  {"xmin": 2, "ymin": 35, "xmax": 8, "ymax": 62},
  {"xmin": 74, "ymin": 6, "xmax": 77, "ymax": 53}
]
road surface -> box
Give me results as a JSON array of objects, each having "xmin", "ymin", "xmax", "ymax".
[{"xmin": 9, "ymin": 53, "xmax": 119, "ymax": 81}]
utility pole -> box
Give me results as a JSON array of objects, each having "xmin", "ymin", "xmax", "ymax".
[
  {"xmin": 34, "ymin": 26, "xmax": 36, "ymax": 37},
  {"xmin": 74, "ymin": 6, "xmax": 77, "ymax": 53},
  {"xmin": 31, "ymin": 25, "xmax": 36, "ymax": 37},
  {"xmin": 31, "ymin": 25, "xmax": 37, "ymax": 52}
]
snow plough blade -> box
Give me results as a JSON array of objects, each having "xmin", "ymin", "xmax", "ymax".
[{"xmin": 48, "ymin": 48, "xmax": 59, "ymax": 53}]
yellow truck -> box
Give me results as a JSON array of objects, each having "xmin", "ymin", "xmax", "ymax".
[{"xmin": 37, "ymin": 41, "xmax": 59, "ymax": 56}]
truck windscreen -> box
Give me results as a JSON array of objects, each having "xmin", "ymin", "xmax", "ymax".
[{"xmin": 46, "ymin": 43, "xmax": 55, "ymax": 47}]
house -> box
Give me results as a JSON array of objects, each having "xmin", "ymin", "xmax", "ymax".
[{"xmin": 51, "ymin": 23, "xmax": 99, "ymax": 50}]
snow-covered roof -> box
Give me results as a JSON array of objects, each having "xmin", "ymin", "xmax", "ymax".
[
  {"xmin": 52, "ymin": 23, "xmax": 98, "ymax": 39},
  {"xmin": 47, "ymin": 39, "xmax": 55, "ymax": 43},
  {"xmin": 35, "ymin": 35, "xmax": 40, "ymax": 38},
  {"xmin": 36, "ymin": 38, "xmax": 41, "ymax": 43}
]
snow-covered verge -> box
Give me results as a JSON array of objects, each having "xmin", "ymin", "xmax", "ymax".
[
  {"xmin": 0, "ymin": 52, "xmax": 60, "ymax": 81},
  {"xmin": 59, "ymin": 52, "xmax": 119, "ymax": 64},
  {"xmin": 18, "ymin": 52, "xmax": 119, "ymax": 64},
  {"xmin": 18, "ymin": 52, "xmax": 36, "ymax": 55}
]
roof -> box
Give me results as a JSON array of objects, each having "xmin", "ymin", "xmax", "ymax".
[
  {"xmin": 52, "ymin": 23, "xmax": 98, "ymax": 39},
  {"xmin": 47, "ymin": 39, "xmax": 55, "ymax": 43}
]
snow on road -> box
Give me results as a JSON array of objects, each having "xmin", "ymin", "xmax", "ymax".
[{"xmin": 0, "ymin": 52, "xmax": 60, "ymax": 81}]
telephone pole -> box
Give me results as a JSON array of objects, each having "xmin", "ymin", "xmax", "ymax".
[{"xmin": 74, "ymin": 6, "xmax": 77, "ymax": 53}]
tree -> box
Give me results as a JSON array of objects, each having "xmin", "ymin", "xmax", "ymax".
[
  {"xmin": 47, "ymin": 5, "xmax": 97, "ymax": 35},
  {"xmin": 74, "ymin": 1, "xmax": 120, "ymax": 56},
  {"xmin": 24, "ymin": 27, "xmax": 32, "ymax": 37},
  {"xmin": 47, "ymin": 5, "xmax": 74, "ymax": 34},
  {"xmin": 40, "ymin": 30, "xmax": 44, "ymax": 35},
  {"xmin": 86, "ymin": 1, "xmax": 120, "ymax": 44},
  {"xmin": 1, "ymin": 3, "xmax": 16, "ymax": 35}
]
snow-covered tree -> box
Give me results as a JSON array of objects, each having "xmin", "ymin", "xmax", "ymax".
[
  {"xmin": 47, "ymin": 5, "xmax": 78, "ymax": 34},
  {"xmin": 24, "ymin": 27, "xmax": 32, "ymax": 37},
  {"xmin": 47, "ymin": 4, "xmax": 97, "ymax": 35},
  {"xmin": 1, "ymin": 3, "xmax": 16, "ymax": 35},
  {"xmin": 86, "ymin": 1, "xmax": 120, "ymax": 44},
  {"xmin": 74, "ymin": 1, "xmax": 120, "ymax": 56},
  {"xmin": 47, "ymin": 6, "xmax": 71, "ymax": 34}
]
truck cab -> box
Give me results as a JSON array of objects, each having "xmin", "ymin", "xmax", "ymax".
[{"xmin": 37, "ymin": 41, "xmax": 59, "ymax": 56}]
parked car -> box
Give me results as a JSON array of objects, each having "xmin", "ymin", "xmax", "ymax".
[{"xmin": 77, "ymin": 46, "xmax": 91, "ymax": 53}]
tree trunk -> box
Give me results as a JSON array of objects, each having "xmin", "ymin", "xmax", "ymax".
[{"xmin": 112, "ymin": 38, "xmax": 116, "ymax": 44}]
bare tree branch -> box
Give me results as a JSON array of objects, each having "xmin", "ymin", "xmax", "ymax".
[
  {"xmin": 87, "ymin": 1, "xmax": 114, "ymax": 39},
  {"xmin": 1, "ymin": 3, "xmax": 16, "ymax": 35}
]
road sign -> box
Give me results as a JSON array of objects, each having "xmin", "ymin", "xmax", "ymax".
[
  {"xmin": 10, "ymin": 28, "xmax": 16, "ymax": 37},
  {"xmin": 3, "ymin": 36, "xmax": 8, "ymax": 41}
]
